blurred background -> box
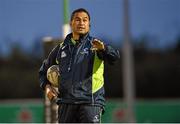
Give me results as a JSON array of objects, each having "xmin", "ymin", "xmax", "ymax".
[{"xmin": 0, "ymin": 0, "xmax": 180, "ymax": 123}]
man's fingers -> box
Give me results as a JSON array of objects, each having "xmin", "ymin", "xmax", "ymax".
[
  {"xmin": 92, "ymin": 39, "xmax": 102, "ymax": 45},
  {"xmin": 47, "ymin": 90, "xmax": 58, "ymax": 101},
  {"xmin": 46, "ymin": 85, "xmax": 58, "ymax": 101},
  {"xmin": 91, "ymin": 39, "xmax": 105, "ymax": 51},
  {"xmin": 52, "ymin": 88, "xmax": 58, "ymax": 96},
  {"xmin": 91, "ymin": 47, "xmax": 98, "ymax": 51},
  {"xmin": 47, "ymin": 91, "xmax": 55, "ymax": 100}
]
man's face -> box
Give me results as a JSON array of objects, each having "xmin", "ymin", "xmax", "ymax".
[{"xmin": 70, "ymin": 12, "xmax": 90, "ymax": 35}]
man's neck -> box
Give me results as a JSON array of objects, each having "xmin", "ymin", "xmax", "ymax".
[
  {"xmin": 72, "ymin": 33, "xmax": 80, "ymax": 41},
  {"xmin": 72, "ymin": 33, "xmax": 88, "ymax": 42}
]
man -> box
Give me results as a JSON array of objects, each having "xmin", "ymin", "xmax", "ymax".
[{"xmin": 39, "ymin": 8, "xmax": 120, "ymax": 123}]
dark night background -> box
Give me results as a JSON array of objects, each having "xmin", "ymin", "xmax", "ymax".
[{"xmin": 0, "ymin": 0, "xmax": 180, "ymax": 100}]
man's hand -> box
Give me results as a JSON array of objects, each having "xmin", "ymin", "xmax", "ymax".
[
  {"xmin": 45, "ymin": 84, "xmax": 58, "ymax": 101},
  {"xmin": 91, "ymin": 39, "xmax": 105, "ymax": 51}
]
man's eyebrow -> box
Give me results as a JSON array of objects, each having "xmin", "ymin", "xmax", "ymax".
[
  {"xmin": 83, "ymin": 17, "xmax": 88, "ymax": 19},
  {"xmin": 74, "ymin": 16, "xmax": 88, "ymax": 19}
]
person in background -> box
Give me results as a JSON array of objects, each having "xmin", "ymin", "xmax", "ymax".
[{"xmin": 39, "ymin": 8, "xmax": 120, "ymax": 123}]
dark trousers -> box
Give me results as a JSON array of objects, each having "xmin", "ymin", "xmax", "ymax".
[{"xmin": 58, "ymin": 104, "xmax": 102, "ymax": 123}]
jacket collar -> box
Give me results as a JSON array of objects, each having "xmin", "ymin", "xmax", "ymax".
[{"xmin": 64, "ymin": 33, "xmax": 90, "ymax": 45}]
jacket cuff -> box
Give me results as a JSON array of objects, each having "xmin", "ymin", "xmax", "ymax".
[{"xmin": 40, "ymin": 79, "xmax": 50, "ymax": 91}]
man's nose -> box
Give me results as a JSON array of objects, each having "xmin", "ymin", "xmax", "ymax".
[{"xmin": 79, "ymin": 20, "xmax": 84, "ymax": 25}]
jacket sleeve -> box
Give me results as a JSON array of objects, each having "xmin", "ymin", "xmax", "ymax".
[
  {"xmin": 39, "ymin": 45, "xmax": 60, "ymax": 90},
  {"xmin": 96, "ymin": 44, "xmax": 120, "ymax": 65}
]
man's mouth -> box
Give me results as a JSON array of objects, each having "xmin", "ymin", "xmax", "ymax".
[{"xmin": 77, "ymin": 27, "xmax": 85, "ymax": 30}]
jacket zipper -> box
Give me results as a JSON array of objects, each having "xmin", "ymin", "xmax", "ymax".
[{"xmin": 68, "ymin": 45, "xmax": 74, "ymax": 72}]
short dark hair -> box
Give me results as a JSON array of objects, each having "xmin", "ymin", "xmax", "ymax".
[{"xmin": 70, "ymin": 8, "xmax": 90, "ymax": 21}]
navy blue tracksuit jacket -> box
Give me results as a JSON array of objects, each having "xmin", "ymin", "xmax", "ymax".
[{"xmin": 39, "ymin": 33, "xmax": 120, "ymax": 109}]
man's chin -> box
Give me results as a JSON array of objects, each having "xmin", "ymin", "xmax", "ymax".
[{"xmin": 78, "ymin": 32, "xmax": 88, "ymax": 35}]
